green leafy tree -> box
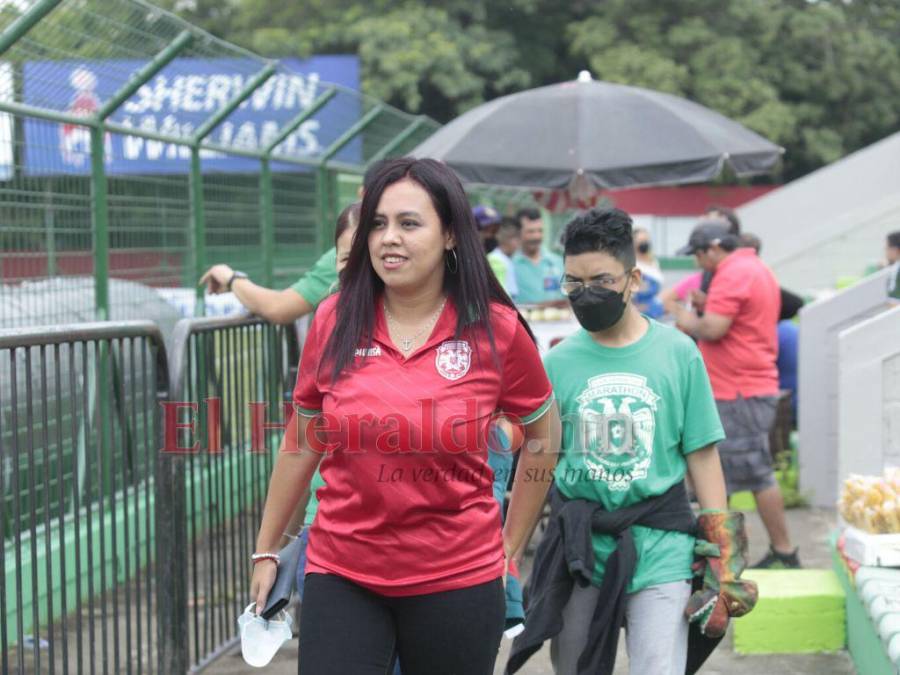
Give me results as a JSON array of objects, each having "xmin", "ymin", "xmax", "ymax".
[
  {"xmin": 564, "ymin": 0, "xmax": 900, "ymax": 178},
  {"xmin": 164, "ymin": 0, "xmax": 900, "ymax": 180},
  {"xmin": 335, "ymin": 7, "xmax": 531, "ymax": 117},
  {"xmin": 158, "ymin": 1, "xmax": 532, "ymax": 120}
]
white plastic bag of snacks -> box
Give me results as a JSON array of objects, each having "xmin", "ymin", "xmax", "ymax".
[{"xmin": 839, "ymin": 468, "xmax": 900, "ymax": 534}]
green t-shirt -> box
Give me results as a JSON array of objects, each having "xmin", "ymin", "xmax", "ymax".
[
  {"xmin": 304, "ymin": 469, "xmax": 327, "ymax": 526},
  {"xmin": 291, "ymin": 247, "xmax": 339, "ymax": 525},
  {"xmin": 513, "ymin": 250, "xmax": 564, "ymax": 304},
  {"xmin": 290, "ymin": 248, "xmax": 338, "ymax": 307},
  {"xmin": 488, "ymin": 251, "xmax": 508, "ymax": 286},
  {"xmin": 543, "ymin": 319, "xmax": 724, "ymax": 592}
]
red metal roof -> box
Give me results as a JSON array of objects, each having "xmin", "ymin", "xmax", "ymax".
[{"xmin": 605, "ymin": 185, "xmax": 778, "ymax": 216}]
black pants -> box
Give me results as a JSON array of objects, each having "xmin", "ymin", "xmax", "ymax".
[{"xmin": 299, "ymin": 573, "xmax": 505, "ymax": 675}]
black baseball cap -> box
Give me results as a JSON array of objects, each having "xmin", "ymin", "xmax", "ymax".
[{"xmin": 677, "ymin": 221, "xmax": 736, "ymax": 256}]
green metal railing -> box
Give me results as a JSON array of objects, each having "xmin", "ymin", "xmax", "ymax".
[
  {"xmin": 0, "ymin": 0, "xmax": 440, "ymax": 329},
  {"xmin": 0, "ymin": 320, "xmax": 168, "ymax": 675},
  {"xmin": 159, "ymin": 314, "xmax": 300, "ymax": 672},
  {"xmin": 0, "ymin": 315, "xmax": 301, "ymax": 673},
  {"xmin": 0, "ymin": 4, "xmax": 442, "ymax": 674}
]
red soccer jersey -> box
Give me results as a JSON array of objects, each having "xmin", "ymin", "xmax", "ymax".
[
  {"xmin": 700, "ymin": 248, "xmax": 781, "ymax": 400},
  {"xmin": 292, "ymin": 294, "xmax": 553, "ymax": 596}
]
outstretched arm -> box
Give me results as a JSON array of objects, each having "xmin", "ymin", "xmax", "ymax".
[{"xmin": 200, "ymin": 264, "xmax": 314, "ymax": 324}]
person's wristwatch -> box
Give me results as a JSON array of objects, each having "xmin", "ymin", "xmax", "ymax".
[{"xmin": 227, "ymin": 270, "xmax": 248, "ymax": 291}]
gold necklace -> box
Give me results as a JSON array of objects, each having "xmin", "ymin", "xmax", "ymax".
[{"xmin": 383, "ymin": 298, "xmax": 447, "ymax": 352}]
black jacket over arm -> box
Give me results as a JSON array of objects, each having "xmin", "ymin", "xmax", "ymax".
[{"xmin": 506, "ymin": 481, "xmax": 714, "ymax": 675}]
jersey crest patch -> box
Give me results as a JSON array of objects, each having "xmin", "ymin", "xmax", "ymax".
[{"xmin": 435, "ymin": 340, "xmax": 472, "ymax": 380}]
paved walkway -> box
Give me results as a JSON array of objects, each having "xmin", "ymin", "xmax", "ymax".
[{"xmin": 209, "ymin": 507, "xmax": 855, "ymax": 674}]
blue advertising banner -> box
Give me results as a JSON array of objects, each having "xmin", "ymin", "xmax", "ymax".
[{"xmin": 22, "ymin": 55, "xmax": 359, "ymax": 175}]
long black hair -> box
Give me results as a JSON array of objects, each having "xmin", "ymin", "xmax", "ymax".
[{"xmin": 323, "ymin": 157, "xmax": 521, "ymax": 381}]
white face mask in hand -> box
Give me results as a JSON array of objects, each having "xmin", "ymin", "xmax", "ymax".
[{"xmin": 238, "ymin": 603, "xmax": 293, "ymax": 667}]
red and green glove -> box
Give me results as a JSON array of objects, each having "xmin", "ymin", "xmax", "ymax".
[{"xmin": 685, "ymin": 510, "xmax": 759, "ymax": 637}]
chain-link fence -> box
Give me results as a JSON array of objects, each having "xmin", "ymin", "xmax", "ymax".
[{"xmin": 0, "ymin": 0, "xmax": 441, "ymax": 329}]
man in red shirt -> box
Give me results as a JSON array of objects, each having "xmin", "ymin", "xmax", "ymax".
[{"xmin": 671, "ymin": 222, "xmax": 800, "ymax": 569}]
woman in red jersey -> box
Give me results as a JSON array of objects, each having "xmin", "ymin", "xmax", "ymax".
[{"xmin": 251, "ymin": 158, "xmax": 560, "ymax": 675}]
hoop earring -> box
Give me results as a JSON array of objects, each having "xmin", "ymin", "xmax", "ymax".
[{"xmin": 445, "ymin": 249, "xmax": 459, "ymax": 274}]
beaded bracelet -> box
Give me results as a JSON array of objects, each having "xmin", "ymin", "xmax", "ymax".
[{"xmin": 251, "ymin": 552, "xmax": 280, "ymax": 565}]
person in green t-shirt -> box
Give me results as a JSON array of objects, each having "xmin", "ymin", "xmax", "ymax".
[
  {"xmin": 512, "ymin": 207, "xmax": 566, "ymax": 305},
  {"xmin": 201, "ymin": 202, "xmax": 360, "ymax": 586},
  {"xmin": 533, "ymin": 208, "xmax": 756, "ymax": 675},
  {"xmin": 200, "ymin": 161, "xmax": 389, "ymax": 317},
  {"xmin": 200, "ymin": 246, "xmax": 338, "ymax": 323},
  {"xmin": 488, "ymin": 218, "xmax": 521, "ymax": 300},
  {"xmin": 276, "ymin": 205, "xmax": 360, "ymax": 599}
]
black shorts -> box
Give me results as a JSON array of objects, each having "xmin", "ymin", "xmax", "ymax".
[{"xmin": 716, "ymin": 396, "xmax": 779, "ymax": 495}]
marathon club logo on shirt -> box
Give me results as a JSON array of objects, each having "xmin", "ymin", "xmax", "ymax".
[
  {"xmin": 575, "ymin": 373, "xmax": 660, "ymax": 491},
  {"xmin": 435, "ymin": 340, "xmax": 472, "ymax": 380}
]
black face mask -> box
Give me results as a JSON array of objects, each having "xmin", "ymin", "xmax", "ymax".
[
  {"xmin": 569, "ymin": 287, "xmax": 628, "ymax": 332},
  {"xmin": 637, "ymin": 241, "xmax": 651, "ymax": 255},
  {"xmin": 483, "ymin": 237, "xmax": 498, "ymax": 253}
]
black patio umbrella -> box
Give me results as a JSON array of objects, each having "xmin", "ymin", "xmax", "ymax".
[{"xmin": 412, "ymin": 72, "xmax": 783, "ymax": 196}]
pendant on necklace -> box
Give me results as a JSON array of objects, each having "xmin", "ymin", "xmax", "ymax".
[{"xmin": 401, "ymin": 338, "xmax": 413, "ymax": 351}]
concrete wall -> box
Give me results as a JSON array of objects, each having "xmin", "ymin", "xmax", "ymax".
[
  {"xmin": 738, "ymin": 131, "xmax": 900, "ymax": 293},
  {"xmin": 883, "ymin": 352, "xmax": 900, "ymax": 468},
  {"xmin": 798, "ymin": 267, "xmax": 894, "ymax": 506},
  {"xmin": 837, "ymin": 306, "xmax": 900, "ymax": 493},
  {"xmin": 765, "ymin": 199, "xmax": 900, "ymax": 292}
]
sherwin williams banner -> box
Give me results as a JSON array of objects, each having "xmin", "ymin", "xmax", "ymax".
[{"xmin": 22, "ymin": 55, "xmax": 359, "ymax": 174}]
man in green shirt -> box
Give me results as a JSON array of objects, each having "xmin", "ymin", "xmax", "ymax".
[
  {"xmin": 512, "ymin": 207, "xmax": 565, "ymax": 305},
  {"xmin": 534, "ymin": 208, "xmax": 754, "ymax": 675}
]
